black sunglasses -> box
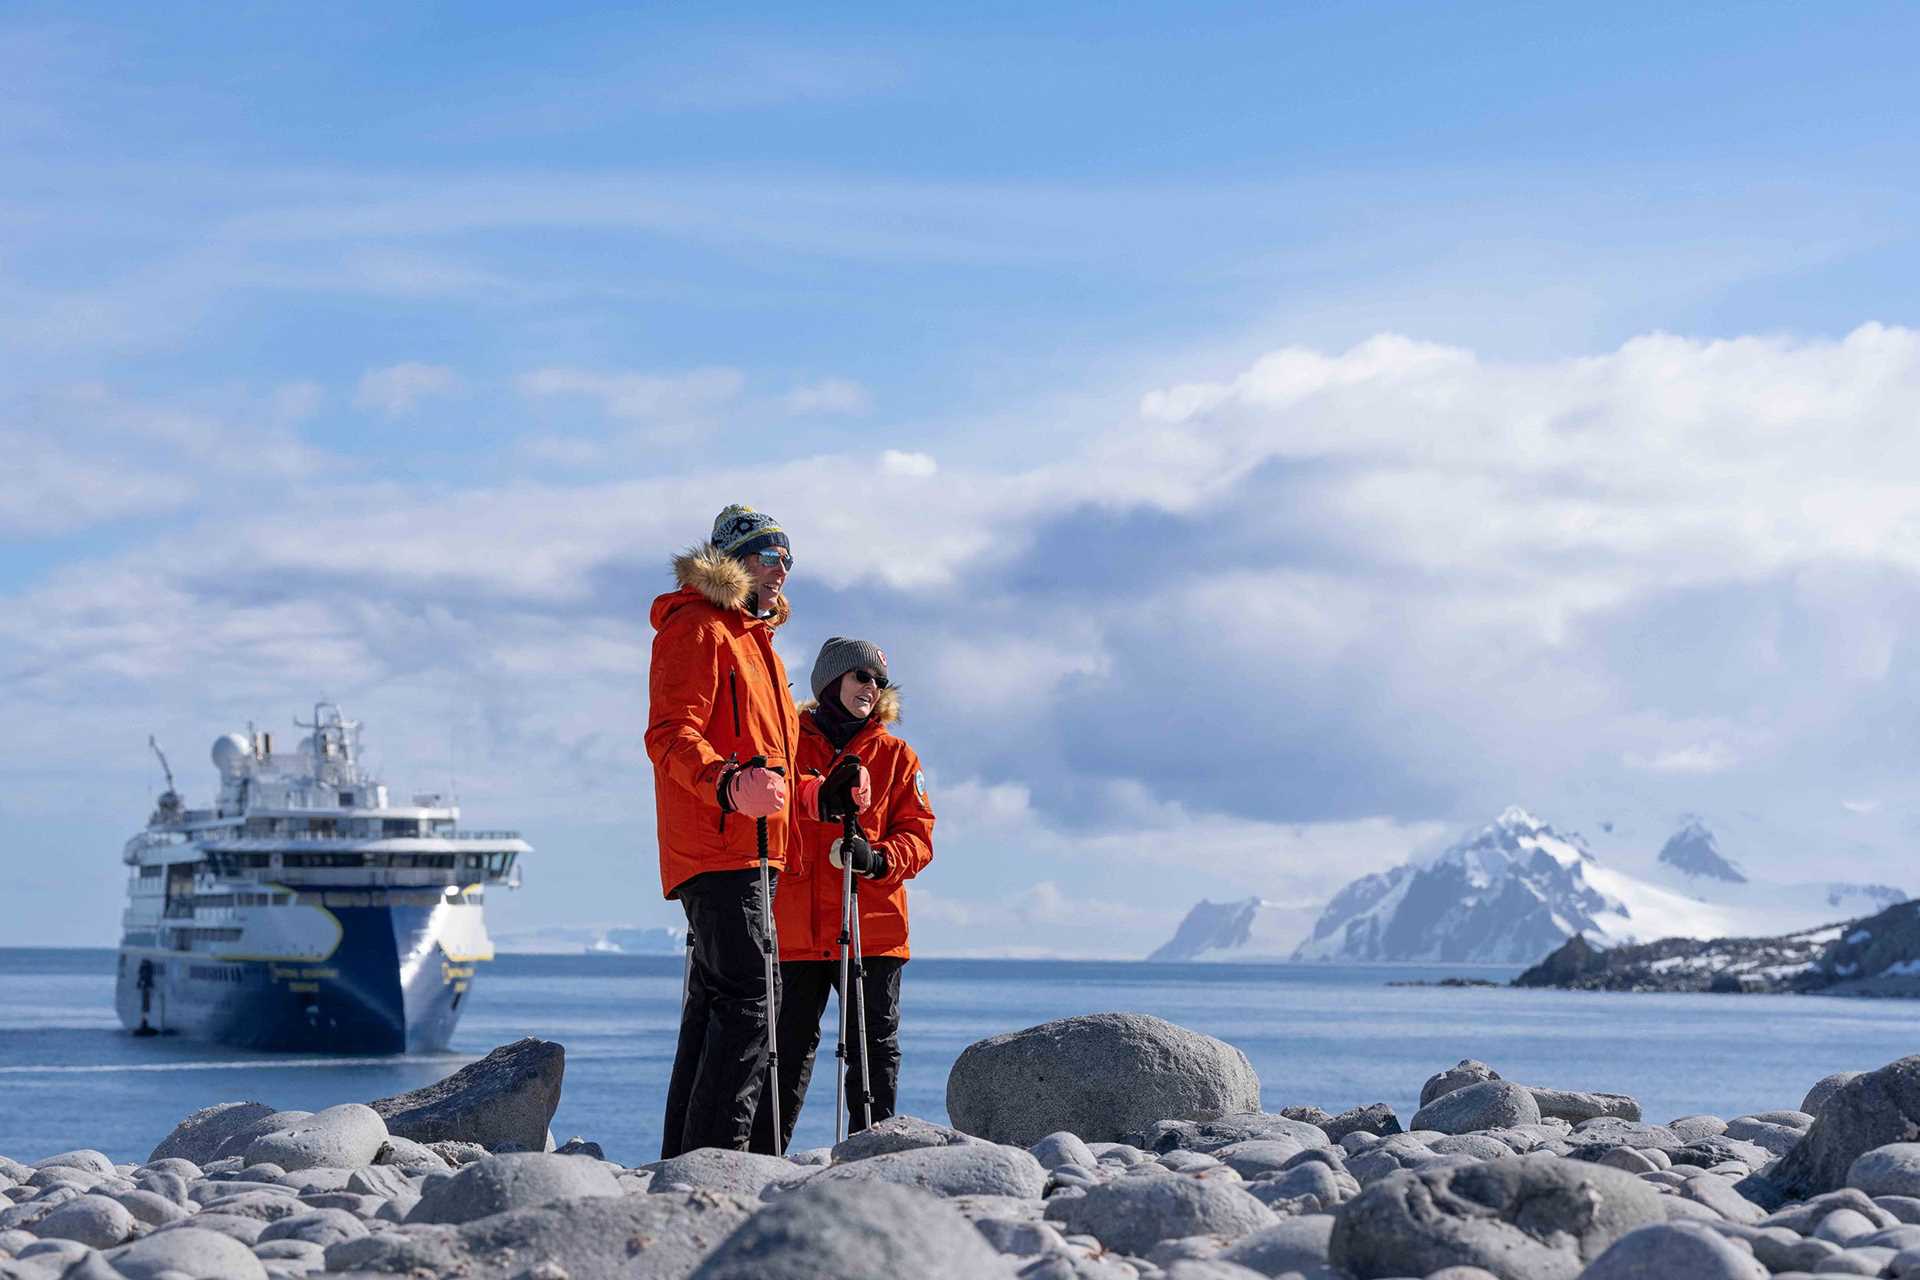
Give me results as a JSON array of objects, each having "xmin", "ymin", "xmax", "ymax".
[
  {"xmin": 849, "ymin": 669, "xmax": 889, "ymax": 689},
  {"xmin": 752, "ymin": 548, "xmax": 793, "ymax": 570}
]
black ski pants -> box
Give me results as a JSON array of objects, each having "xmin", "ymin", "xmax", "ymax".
[
  {"xmin": 750, "ymin": 955, "xmax": 904, "ymax": 1154},
  {"xmin": 660, "ymin": 867, "xmax": 780, "ymax": 1158}
]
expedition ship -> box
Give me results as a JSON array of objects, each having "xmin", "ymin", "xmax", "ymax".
[{"xmin": 115, "ymin": 703, "xmax": 529, "ymax": 1053}]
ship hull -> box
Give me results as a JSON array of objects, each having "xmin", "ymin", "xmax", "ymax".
[{"xmin": 115, "ymin": 904, "xmax": 484, "ymax": 1054}]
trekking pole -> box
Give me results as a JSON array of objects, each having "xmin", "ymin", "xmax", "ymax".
[
  {"xmin": 844, "ymin": 807, "xmax": 875, "ymax": 1134},
  {"xmin": 743, "ymin": 754, "xmax": 785, "ymax": 1157},
  {"xmin": 834, "ymin": 816, "xmax": 856, "ymax": 1143}
]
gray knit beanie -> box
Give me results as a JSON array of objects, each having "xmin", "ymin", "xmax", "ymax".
[{"xmin": 811, "ymin": 637, "xmax": 889, "ymax": 702}]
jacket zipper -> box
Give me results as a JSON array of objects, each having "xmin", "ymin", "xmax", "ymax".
[{"xmin": 729, "ymin": 670, "xmax": 741, "ymax": 737}]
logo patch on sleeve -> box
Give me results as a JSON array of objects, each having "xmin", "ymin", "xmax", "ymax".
[{"xmin": 914, "ymin": 770, "xmax": 927, "ymax": 802}]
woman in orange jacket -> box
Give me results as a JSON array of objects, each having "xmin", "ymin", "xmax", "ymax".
[
  {"xmin": 646, "ymin": 506, "xmax": 867, "ymax": 1157},
  {"xmin": 752, "ymin": 637, "xmax": 935, "ymax": 1152}
]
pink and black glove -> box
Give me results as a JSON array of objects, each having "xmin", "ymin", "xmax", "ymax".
[
  {"xmin": 815, "ymin": 755, "xmax": 872, "ymax": 821},
  {"xmin": 719, "ymin": 764, "xmax": 787, "ymax": 819}
]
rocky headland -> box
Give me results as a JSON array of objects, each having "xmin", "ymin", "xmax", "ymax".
[
  {"xmin": 6, "ymin": 1016, "xmax": 1920, "ymax": 1278},
  {"xmin": 1515, "ymin": 897, "xmax": 1920, "ymax": 996}
]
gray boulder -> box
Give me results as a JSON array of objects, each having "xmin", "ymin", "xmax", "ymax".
[
  {"xmin": 146, "ymin": 1102, "xmax": 279, "ymax": 1166},
  {"xmin": 255, "ymin": 1208, "xmax": 367, "ymax": 1249},
  {"xmin": 425, "ymin": 1140, "xmax": 489, "ymax": 1166},
  {"xmin": 1323, "ymin": 1104, "xmax": 1401, "ymax": 1142},
  {"xmin": 1132, "ymin": 1113, "xmax": 1329, "ymax": 1155},
  {"xmin": 1578, "ymin": 1220, "xmax": 1767, "ymax": 1279},
  {"xmin": 1668, "ymin": 1114, "xmax": 1729, "ymax": 1142},
  {"xmin": 1162, "ymin": 1264, "xmax": 1271, "ymax": 1280},
  {"xmin": 107, "ymin": 1188, "xmax": 189, "ymax": 1228},
  {"xmin": 1680, "ymin": 1174, "xmax": 1768, "ymax": 1225},
  {"xmin": 830, "ymin": 1115, "xmax": 981, "ymax": 1164},
  {"xmin": 690, "ymin": 1180, "xmax": 1014, "ymax": 1279},
  {"xmin": 1030, "ymin": 1133, "xmax": 1099, "ymax": 1171},
  {"xmin": 1420, "ymin": 1060, "xmax": 1500, "ymax": 1107},
  {"xmin": 1805, "ymin": 1071, "xmax": 1864, "ymax": 1117},
  {"xmin": 1526, "ymin": 1088, "xmax": 1641, "ymax": 1125},
  {"xmin": 331, "ymin": 1188, "xmax": 755, "ymax": 1279},
  {"xmin": 1215, "ymin": 1213, "xmax": 1335, "ymax": 1272},
  {"xmin": 407, "ymin": 1151, "xmax": 622, "ymax": 1224},
  {"xmin": 811, "ymin": 1143, "xmax": 1046, "ymax": 1198},
  {"xmin": 1848, "ymin": 1143, "xmax": 1920, "ymax": 1197},
  {"xmin": 344, "ymin": 1165, "xmax": 415, "ymax": 1199},
  {"xmin": 31, "ymin": 1152, "xmax": 115, "ymax": 1178},
  {"xmin": 1328, "ymin": 1154, "xmax": 1668, "ymax": 1280},
  {"xmin": 1246, "ymin": 1160, "xmax": 1343, "ymax": 1210},
  {"xmin": 947, "ymin": 1013, "xmax": 1260, "ymax": 1146},
  {"xmin": 1566, "ymin": 1118, "xmax": 1686, "ymax": 1154},
  {"xmin": 109, "ymin": 1226, "xmax": 268, "ymax": 1280},
  {"xmin": 1212, "ymin": 1140, "xmax": 1308, "ymax": 1179},
  {"xmin": 31, "ymin": 1195, "xmax": 138, "ymax": 1249},
  {"xmin": 242, "ymin": 1105, "xmax": 386, "ymax": 1172},
  {"xmin": 368, "ymin": 1037, "xmax": 564, "ymax": 1153},
  {"xmin": 1723, "ymin": 1116, "xmax": 1804, "ymax": 1156},
  {"xmin": 643, "ymin": 1148, "xmax": 811, "ymax": 1198},
  {"xmin": 371, "ymin": 1135, "xmax": 448, "ymax": 1170},
  {"xmin": 1768, "ymin": 1055, "xmax": 1920, "ymax": 1197},
  {"xmin": 1410, "ymin": 1081, "xmax": 1541, "ymax": 1135},
  {"xmin": 1043, "ymin": 1173, "xmax": 1276, "ymax": 1255}
]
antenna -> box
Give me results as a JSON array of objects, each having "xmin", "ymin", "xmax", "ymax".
[
  {"xmin": 148, "ymin": 735, "xmax": 177, "ymax": 796},
  {"xmin": 148, "ymin": 734, "xmax": 183, "ymax": 821}
]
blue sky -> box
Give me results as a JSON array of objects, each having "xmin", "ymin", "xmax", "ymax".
[{"xmin": 7, "ymin": 3, "xmax": 1920, "ymax": 953}]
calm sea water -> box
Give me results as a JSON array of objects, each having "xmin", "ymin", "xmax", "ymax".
[{"xmin": 1, "ymin": 947, "xmax": 1913, "ymax": 1168}]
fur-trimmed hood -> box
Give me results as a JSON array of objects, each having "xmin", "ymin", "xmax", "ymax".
[
  {"xmin": 800, "ymin": 684, "xmax": 901, "ymax": 728},
  {"xmin": 657, "ymin": 542, "xmax": 791, "ymax": 628}
]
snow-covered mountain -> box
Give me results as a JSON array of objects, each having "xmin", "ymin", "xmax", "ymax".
[
  {"xmin": 1657, "ymin": 819, "xmax": 1745, "ymax": 883},
  {"xmin": 1146, "ymin": 898, "xmax": 1306, "ymax": 962},
  {"xmin": 1284, "ymin": 807, "xmax": 1907, "ymax": 964}
]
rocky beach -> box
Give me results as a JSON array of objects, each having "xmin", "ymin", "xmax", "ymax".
[{"xmin": 6, "ymin": 1016, "xmax": 1920, "ymax": 1280}]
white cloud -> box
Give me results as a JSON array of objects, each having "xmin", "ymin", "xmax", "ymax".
[
  {"xmin": 0, "ymin": 383, "xmax": 326, "ymax": 537},
  {"xmin": 785, "ymin": 378, "xmax": 873, "ymax": 416},
  {"xmin": 1624, "ymin": 743, "xmax": 1739, "ymax": 775},
  {"xmin": 881, "ymin": 449, "xmax": 936, "ymax": 477},
  {"xmin": 354, "ymin": 363, "xmax": 462, "ymax": 416},
  {"xmin": 15, "ymin": 325, "xmax": 1920, "ymax": 941}
]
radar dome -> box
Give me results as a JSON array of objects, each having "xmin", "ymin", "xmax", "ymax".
[{"xmin": 212, "ymin": 733, "xmax": 253, "ymax": 777}]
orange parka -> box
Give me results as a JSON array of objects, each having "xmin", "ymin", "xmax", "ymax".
[
  {"xmin": 645, "ymin": 544, "xmax": 801, "ymax": 899},
  {"xmin": 776, "ymin": 688, "xmax": 935, "ymax": 961}
]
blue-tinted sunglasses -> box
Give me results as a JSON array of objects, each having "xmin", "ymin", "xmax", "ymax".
[{"xmin": 752, "ymin": 548, "xmax": 793, "ymax": 570}]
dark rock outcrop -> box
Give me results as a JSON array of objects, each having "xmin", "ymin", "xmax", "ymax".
[
  {"xmin": 1766, "ymin": 1054, "xmax": 1920, "ymax": 1198},
  {"xmin": 369, "ymin": 1038, "xmax": 564, "ymax": 1153}
]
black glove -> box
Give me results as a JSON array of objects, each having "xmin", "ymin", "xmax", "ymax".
[
  {"xmin": 831, "ymin": 835, "xmax": 888, "ymax": 879},
  {"xmin": 817, "ymin": 754, "xmax": 865, "ymax": 822}
]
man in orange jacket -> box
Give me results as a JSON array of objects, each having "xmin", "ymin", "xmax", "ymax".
[
  {"xmin": 752, "ymin": 636, "xmax": 935, "ymax": 1152},
  {"xmin": 646, "ymin": 505, "xmax": 867, "ymax": 1157}
]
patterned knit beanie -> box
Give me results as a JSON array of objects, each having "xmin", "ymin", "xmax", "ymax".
[
  {"xmin": 710, "ymin": 504, "xmax": 790, "ymax": 561},
  {"xmin": 811, "ymin": 637, "xmax": 889, "ymax": 702}
]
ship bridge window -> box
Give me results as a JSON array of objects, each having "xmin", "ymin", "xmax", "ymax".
[
  {"xmin": 339, "ymin": 790, "xmax": 356, "ymax": 807},
  {"xmin": 283, "ymin": 852, "xmax": 365, "ymax": 868},
  {"xmin": 306, "ymin": 818, "xmax": 336, "ymax": 837},
  {"xmin": 383, "ymin": 818, "xmax": 425, "ymax": 837},
  {"xmin": 465, "ymin": 854, "xmax": 484, "ymax": 869},
  {"xmin": 139, "ymin": 864, "xmax": 163, "ymax": 879}
]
